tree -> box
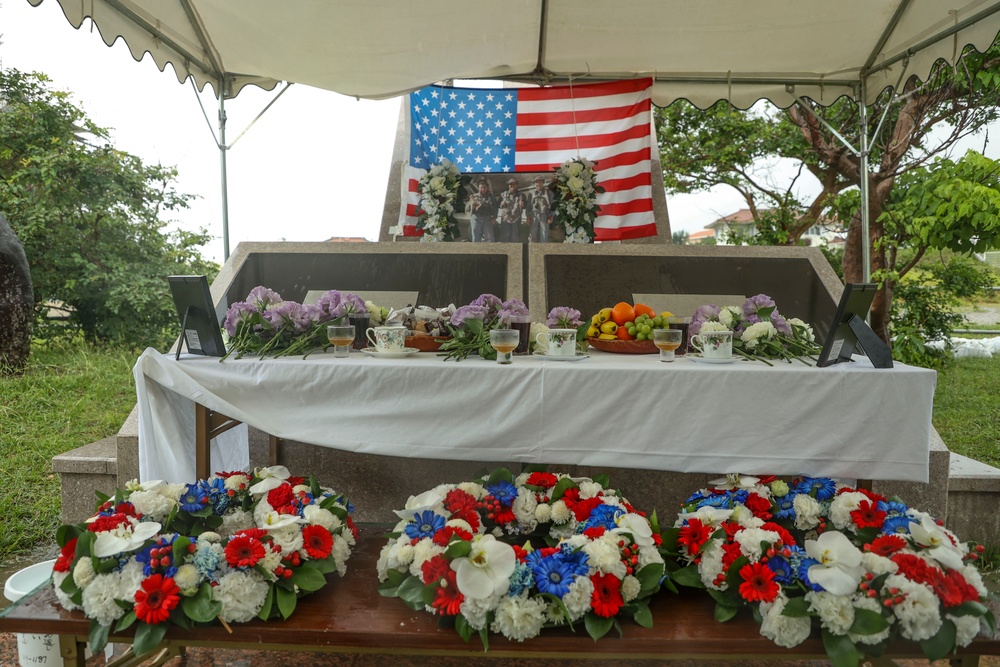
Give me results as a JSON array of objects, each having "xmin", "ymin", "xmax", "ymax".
[
  {"xmin": 0, "ymin": 68, "xmax": 217, "ymax": 348},
  {"xmin": 656, "ymin": 39, "xmax": 1000, "ymax": 343},
  {"xmin": 671, "ymin": 230, "xmax": 689, "ymax": 245}
]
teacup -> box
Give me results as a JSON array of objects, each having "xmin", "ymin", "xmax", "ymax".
[
  {"xmin": 690, "ymin": 330, "xmax": 733, "ymax": 359},
  {"xmin": 535, "ymin": 328, "xmax": 577, "ymax": 357},
  {"xmin": 366, "ymin": 326, "xmax": 407, "ymax": 353}
]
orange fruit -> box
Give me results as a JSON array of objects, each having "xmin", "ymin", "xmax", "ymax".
[
  {"xmin": 611, "ymin": 302, "xmax": 635, "ymax": 326},
  {"xmin": 634, "ymin": 303, "xmax": 655, "ymax": 319},
  {"xmin": 616, "ymin": 325, "xmax": 633, "ymax": 340}
]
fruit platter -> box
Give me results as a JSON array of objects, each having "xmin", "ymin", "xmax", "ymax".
[{"xmin": 585, "ymin": 302, "xmax": 673, "ymax": 354}]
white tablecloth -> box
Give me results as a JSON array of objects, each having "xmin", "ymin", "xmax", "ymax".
[{"xmin": 133, "ymin": 347, "xmax": 937, "ymax": 484}]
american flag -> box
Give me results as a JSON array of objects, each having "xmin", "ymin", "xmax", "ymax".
[{"xmin": 398, "ymin": 79, "xmax": 655, "ymax": 241}]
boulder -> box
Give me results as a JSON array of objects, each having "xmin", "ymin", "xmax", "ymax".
[{"xmin": 0, "ymin": 212, "xmax": 33, "ymax": 373}]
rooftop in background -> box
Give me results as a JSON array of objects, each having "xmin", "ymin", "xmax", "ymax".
[{"xmin": 325, "ymin": 237, "xmax": 371, "ymax": 243}]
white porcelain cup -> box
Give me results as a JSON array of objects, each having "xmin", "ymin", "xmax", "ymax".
[
  {"xmin": 535, "ymin": 328, "xmax": 577, "ymax": 356},
  {"xmin": 366, "ymin": 326, "xmax": 407, "ymax": 352},
  {"xmin": 690, "ymin": 330, "xmax": 733, "ymax": 359}
]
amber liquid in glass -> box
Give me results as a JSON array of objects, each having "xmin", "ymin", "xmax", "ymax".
[
  {"xmin": 328, "ymin": 336, "xmax": 354, "ymax": 347},
  {"xmin": 492, "ymin": 343, "xmax": 518, "ymax": 354},
  {"xmin": 654, "ymin": 341, "xmax": 681, "ymax": 352}
]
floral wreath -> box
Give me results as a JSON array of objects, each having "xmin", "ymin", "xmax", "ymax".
[
  {"xmin": 665, "ymin": 474, "xmax": 995, "ymax": 666},
  {"xmin": 53, "ymin": 466, "xmax": 356, "ymax": 657},
  {"xmin": 377, "ymin": 468, "xmax": 669, "ymax": 647},
  {"xmin": 417, "ymin": 159, "xmax": 463, "ymax": 242},
  {"xmin": 552, "ymin": 157, "xmax": 603, "ymax": 244}
]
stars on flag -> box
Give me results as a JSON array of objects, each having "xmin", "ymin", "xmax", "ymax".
[{"xmin": 410, "ymin": 87, "xmax": 517, "ymax": 172}]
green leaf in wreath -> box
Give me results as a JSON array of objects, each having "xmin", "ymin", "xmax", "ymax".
[
  {"xmin": 276, "ymin": 584, "xmax": 297, "ymax": 619},
  {"xmin": 397, "ymin": 576, "xmax": 428, "ymax": 611},
  {"xmin": 115, "ymin": 610, "xmax": 137, "ymax": 633},
  {"xmin": 668, "ymin": 564, "xmax": 706, "ymax": 589},
  {"xmin": 455, "ymin": 613, "xmax": 474, "ymax": 642},
  {"xmin": 550, "ymin": 476, "xmax": 579, "ymax": 502},
  {"xmin": 133, "ymin": 622, "xmax": 169, "ymax": 658},
  {"xmin": 781, "ymin": 596, "xmax": 812, "ymax": 618},
  {"xmin": 707, "ymin": 588, "xmax": 740, "ymax": 608},
  {"xmin": 182, "ymin": 583, "xmax": 222, "ymax": 623},
  {"xmin": 446, "ymin": 540, "xmax": 472, "ymax": 559},
  {"xmin": 584, "ymin": 612, "xmax": 615, "ymax": 641},
  {"xmin": 635, "ymin": 563, "xmax": 664, "ymax": 595},
  {"xmin": 821, "ymin": 628, "xmax": 861, "ymax": 667},
  {"xmin": 421, "ymin": 581, "xmax": 439, "ymax": 607},
  {"xmin": 257, "ymin": 585, "xmax": 274, "ymax": 620},
  {"xmin": 948, "ymin": 600, "xmax": 988, "ymax": 617},
  {"xmin": 985, "ymin": 608, "xmax": 997, "ymax": 634},
  {"xmin": 486, "ymin": 467, "xmax": 514, "ymax": 485},
  {"xmin": 919, "ymin": 619, "xmax": 957, "ymax": 662},
  {"xmin": 631, "ymin": 600, "xmax": 653, "ymax": 628},
  {"xmin": 291, "ymin": 564, "xmax": 327, "ymax": 592},
  {"xmin": 658, "ymin": 526, "xmax": 681, "ymax": 555},
  {"xmin": 57, "ymin": 524, "xmax": 81, "ymax": 547},
  {"xmin": 312, "ymin": 556, "xmax": 337, "ymax": 575},
  {"xmin": 849, "ymin": 608, "xmax": 889, "ymax": 635},
  {"xmin": 88, "ymin": 619, "xmax": 110, "ymax": 655},
  {"xmin": 725, "ymin": 556, "xmax": 750, "ymax": 590},
  {"xmin": 592, "ymin": 473, "xmax": 610, "ymax": 488},
  {"xmin": 714, "ymin": 602, "xmax": 739, "ymax": 623}
]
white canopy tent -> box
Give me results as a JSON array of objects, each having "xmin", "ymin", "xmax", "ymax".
[{"xmin": 28, "ymin": 0, "xmax": 1000, "ymax": 265}]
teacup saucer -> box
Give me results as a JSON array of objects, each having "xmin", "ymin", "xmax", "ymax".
[
  {"xmin": 689, "ymin": 354, "xmax": 737, "ymax": 364},
  {"xmin": 361, "ymin": 347, "xmax": 420, "ymax": 359},
  {"xmin": 533, "ymin": 351, "xmax": 589, "ymax": 362}
]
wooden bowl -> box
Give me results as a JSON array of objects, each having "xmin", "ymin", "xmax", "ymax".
[
  {"xmin": 587, "ymin": 337, "xmax": 657, "ymax": 354},
  {"xmin": 405, "ymin": 335, "xmax": 451, "ymax": 352}
]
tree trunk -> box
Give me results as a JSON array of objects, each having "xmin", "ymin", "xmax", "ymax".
[
  {"xmin": 842, "ymin": 176, "xmax": 894, "ymax": 346},
  {"xmin": 0, "ymin": 212, "xmax": 34, "ymax": 374}
]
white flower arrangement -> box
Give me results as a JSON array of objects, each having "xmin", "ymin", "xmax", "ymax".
[
  {"xmin": 552, "ymin": 158, "xmax": 603, "ymax": 243},
  {"xmin": 417, "ymin": 159, "xmax": 462, "ymax": 242}
]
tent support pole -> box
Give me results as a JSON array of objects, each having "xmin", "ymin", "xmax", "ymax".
[
  {"xmin": 219, "ymin": 81, "xmax": 230, "ymax": 261},
  {"xmin": 858, "ymin": 81, "xmax": 871, "ymax": 284}
]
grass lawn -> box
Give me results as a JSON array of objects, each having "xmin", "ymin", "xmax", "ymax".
[{"xmin": 1, "ymin": 340, "xmax": 999, "ymax": 563}]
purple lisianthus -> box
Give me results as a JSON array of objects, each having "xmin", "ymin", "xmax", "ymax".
[
  {"xmin": 246, "ymin": 286, "xmax": 282, "ymax": 309},
  {"xmin": 315, "ymin": 290, "xmax": 344, "ymax": 319},
  {"xmin": 471, "ymin": 293, "xmax": 502, "ymax": 319},
  {"xmin": 546, "ymin": 306, "xmax": 582, "ymax": 329},
  {"xmin": 265, "ymin": 301, "xmax": 312, "ymax": 333},
  {"xmin": 498, "ymin": 298, "xmax": 530, "ymax": 325},
  {"xmin": 690, "ymin": 304, "xmax": 721, "ymax": 337},
  {"xmin": 340, "ymin": 292, "xmax": 367, "ymax": 316},
  {"xmin": 771, "ymin": 311, "xmax": 792, "ymax": 335},
  {"xmin": 743, "ymin": 294, "xmax": 776, "ymax": 318},
  {"xmin": 223, "ymin": 301, "xmax": 257, "ymax": 337},
  {"xmin": 451, "ymin": 304, "xmax": 489, "ymax": 327}
]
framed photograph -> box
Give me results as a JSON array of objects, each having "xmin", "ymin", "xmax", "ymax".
[
  {"xmin": 817, "ymin": 283, "xmax": 892, "ymax": 368},
  {"xmin": 167, "ymin": 275, "xmax": 227, "ymax": 358}
]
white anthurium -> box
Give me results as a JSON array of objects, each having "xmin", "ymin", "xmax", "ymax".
[
  {"xmin": 683, "ymin": 506, "xmax": 734, "ymax": 528},
  {"xmin": 708, "ymin": 473, "xmax": 760, "ymax": 490},
  {"xmin": 451, "ymin": 534, "xmax": 516, "ymax": 600},
  {"xmin": 93, "ymin": 519, "xmax": 162, "ymax": 558},
  {"xmin": 613, "ymin": 513, "xmax": 654, "ymax": 547},
  {"xmin": 393, "ymin": 488, "xmax": 447, "ymax": 521},
  {"xmin": 908, "ymin": 515, "xmax": 965, "ymax": 570},
  {"xmin": 805, "ymin": 531, "xmax": 864, "ymax": 596},
  {"xmin": 249, "ymin": 465, "xmax": 291, "ymax": 495},
  {"xmin": 257, "ymin": 510, "xmax": 301, "ymax": 531}
]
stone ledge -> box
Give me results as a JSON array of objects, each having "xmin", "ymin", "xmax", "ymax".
[
  {"xmin": 51, "ymin": 437, "xmax": 117, "ymax": 475},
  {"xmin": 949, "ymin": 453, "xmax": 1000, "ymax": 492}
]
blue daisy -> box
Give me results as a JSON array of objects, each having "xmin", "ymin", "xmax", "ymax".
[
  {"xmin": 179, "ymin": 482, "xmax": 208, "ymax": 512},
  {"xmin": 882, "ymin": 514, "xmax": 911, "ymax": 535},
  {"xmin": 772, "ymin": 492, "xmax": 798, "ymax": 520},
  {"xmin": 485, "ymin": 481, "xmax": 518, "ymax": 507},
  {"xmin": 582, "ymin": 504, "xmax": 624, "ymax": 532},
  {"xmin": 404, "ymin": 510, "xmax": 445, "ymax": 540},
  {"xmin": 794, "ymin": 477, "xmax": 837, "ymax": 501},
  {"xmin": 527, "ymin": 549, "xmax": 589, "ymax": 598}
]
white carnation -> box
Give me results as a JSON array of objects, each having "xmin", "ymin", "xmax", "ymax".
[
  {"xmin": 268, "ymin": 525, "xmax": 304, "ymax": 556},
  {"xmin": 127, "ymin": 489, "xmax": 177, "ymax": 522},
  {"xmin": 699, "ymin": 321, "xmax": 729, "ymax": 333},
  {"xmin": 459, "ymin": 593, "xmax": 500, "ymax": 630},
  {"xmin": 214, "ymin": 570, "xmax": 269, "ymax": 623},
  {"xmin": 561, "ymin": 575, "xmax": 594, "ymax": 621},
  {"xmin": 199, "ymin": 531, "xmax": 222, "ymax": 543},
  {"xmin": 962, "ymin": 564, "xmax": 988, "ymax": 598},
  {"xmin": 491, "ymin": 594, "xmax": 546, "ymax": 642},
  {"xmin": 760, "ymin": 593, "xmax": 812, "ymax": 648},
  {"xmin": 550, "ymin": 500, "xmax": 571, "ymax": 524},
  {"xmin": 219, "ymin": 510, "xmax": 254, "ymax": 538},
  {"xmin": 512, "ymin": 492, "xmax": 538, "ymax": 531},
  {"xmin": 861, "ymin": 552, "xmax": 898, "ymax": 577},
  {"xmin": 948, "ymin": 613, "xmax": 982, "ymax": 648},
  {"xmin": 698, "ymin": 541, "xmax": 727, "ymax": 590},
  {"xmin": 223, "ymin": 474, "xmax": 250, "ymax": 492},
  {"xmin": 793, "ymin": 494, "xmax": 823, "ymax": 530},
  {"xmin": 116, "ymin": 560, "xmax": 145, "ymax": 599},
  {"xmin": 883, "ymin": 575, "xmax": 941, "ymax": 641},
  {"xmin": 741, "ymin": 321, "xmax": 777, "ymax": 349},
  {"xmin": 52, "ymin": 571, "xmax": 80, "ymax": 611},
  {"xmin": 73, "ymin": 557, "xmax": 96, "ymax": 589},
  {"xmin": 332, "ymin": 536, "xmax": 351, "ymax": 576},
  {"xmin": 303, "ymin": 505, "xmax": 339, "ymax": 532},
  {"xmin": 81, "ymin": 574, "xmax": 126, "ymax": 626},
  {"xmin": 583, "ymin": 535, "xmax": 627, "ymax": 578},
  {"xmin": 457, "ymin": 482, "xmax": 487, "ymax": 500},
  {"xmin": 735, "ymin": 528, "xmax": 780, "ymax": 562},
  {"xmin": 849, "ymin": 595, "xmax": 892, "ymax": 645},
  {"xmin": 621, "ymin": 575, "xmax": 641, "ymax": 603},
  {"xmin": 409, "ymin": 540, "xmax": 444, "ymax": 578},
  {"xmin": 577, "ymin": 481, "xmax": 603, "ymax": 499},
  {"xmin": 805, "ymin": 590, "xmax": 855, "ymax": 635},
  {"xmin": 637, "ymin": 544, "xmax": 665, "ymax": 569},
  {"xmin": 828, "ymin": 492, "xmax": 867, "ymax": 530}
]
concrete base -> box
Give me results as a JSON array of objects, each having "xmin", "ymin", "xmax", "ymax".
[
  {"xmin": 52, "ymin": 437, "xmax": 118, "ymax": 525},
  {"xmin": 947, "ymin": 453, "xmax": 1000, "ymax": 545},
  {"xmin": 874, "ymin": 428, "xmax": 951, "ymax": 523}
]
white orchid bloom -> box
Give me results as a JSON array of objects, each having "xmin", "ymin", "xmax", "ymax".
[
  {"xmin": 805, "ymin": 531, "xmax": 864, "ymax": 596},
  {"xmin": 908, "ymin": 515, "xmax": 964, "ymax": 570},
  {"xmin": 451, "ymin": 534, "xmax": 516, "ymax": 600},
  {"xmin": 93, "ymin": 519, "xmax": 162, "ymax": 558},
  {"xmin": 257, "ymin": 510, "xmax": 301, "ymax": 531},
  {"xmin": 683, "ymin": 506, "xmax": 734, "ymax": 528},
  {"xmin": 613, "ymin": 513, "xmax": 654, "ymax": 547},
  {"xmin": 708, "ymin": 473, "xmax": 761, "ymax": 490},
  {"xmin": 249, "ymin": 465, "xmax": 291, "ymax": 495},
  {"xmin": 393, "ymin": 488, "xmax": 447, "ymax": 521}
]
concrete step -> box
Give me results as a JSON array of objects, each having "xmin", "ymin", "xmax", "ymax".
[
  {"xmin": 52, "ymin": 437, "xmax": 117, "ymax": 524},
  {"xmin": 947, "ymin": 452, "xmax": 1000, "ymax": 545}
]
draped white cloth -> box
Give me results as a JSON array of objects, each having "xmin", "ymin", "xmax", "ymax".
[{"xmin": 133, "ymin": 348, "xmax": 936, "ymax": 484}]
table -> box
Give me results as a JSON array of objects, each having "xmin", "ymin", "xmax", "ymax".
[{"xmin": 133, "ymin": 347, "xmax": 936, "ymax": 484}]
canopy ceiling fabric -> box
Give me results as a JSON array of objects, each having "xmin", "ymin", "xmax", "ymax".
[{"xmin": 31, "ymin": 0, "xmax": 1000, "ymax": 107}]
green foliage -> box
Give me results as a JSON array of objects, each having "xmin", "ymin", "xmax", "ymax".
[
  {"xmin": 0, "ymin": 68, "xmax": 218, "ymax": 349},
  {"xmin": 671, "ymin": 230, "xmax": 689, "ymax": 244}
]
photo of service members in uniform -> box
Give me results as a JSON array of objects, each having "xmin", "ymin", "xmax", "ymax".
[{"xmin": 463, "ymin": 175, "xmax": 558, "ymax": 243}]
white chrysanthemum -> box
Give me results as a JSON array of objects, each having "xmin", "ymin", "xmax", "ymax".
[
  {"xmin": 303, "ymin": 505, "xmax": 339, "ymax": 532},
  {"xmin": 849, "ymin": 595, "xmax": 892, "ymax": 645},
  {"xmin": 409, "ymin": 540, "xmax": 444, "ymax": 579},
  {"xmin": 577, "ymin": 481, "xmax": 603, "ymax": 500},
  {"xmin": 637, "ymin": 544, "xmax": 665, "ymax": 569},
  {"xmin": 260, "ymin": 548, "xmax": 283, "ymax": 580},
  {"xmin": 214, "ymin": 570, "xmax": 269, "ymax": 623},
  {"xmin": 332, "ymin": 536, "xmax": 351, "ymax": 576},
  {"xmin": 621, "ymin": 575, "xmax": 641, "ymax": 602},
  {"xmin": 793, "ymin": 494, "xmax": 823, "ymax": 530},
  {"xmin": 115, "ymin": 560, "xmax": 145, "ymax": 600},
  {"xmin": 491, "ymin": 594, "xmax": 547, "ymax": 642},
  {"xmin": 759, "ymin": 593, "xmax": 812, "ymax": 648},
  {"xmin": 735, "ymin": 528, "xmax": 781, "ymax": 562},
  {"xmin": 174, "ymin": 563, "xmax": 202, "ymax": 593},
  {"xmin": 534, "ymin": 503, "xmax": 552, "ymax": 523},
  {"xmin": 52, "ymin": 571, "xmax": 80, "ymax": 611},
  {"xmin": 459, "ymin": 593, "xmax": 500, "ymax": 630},
  {"xmin": 828, "ymin": 492, "xmax": 867, "ymax": 530},
  {"xmin": 223, "ymin": 474, "xmax": 250, "ymax": 492},
  {"xmin": 199, "ymin": 531, "xmax": 222, "ymax": 543},
  {"xmin": 805, "ymin": 590, "xmax": 855, "ymax": 635},
  {"xmin": 512, "ymin": 492, "xmax": 538, "ymax": 529},
  {"xmin": 949, "ymin": 613, "xmax": 982, "ymax": 647},
  {"xmin": 583, "ymin": 535, "xmax": 627, "ymax": 578},
  {"xmin": 561, "ymin": 575, "xmax": 594, "ymax": 621},
  {"xmin": 81, "ymin": 574, "xmax": 126, "ymax": 626},
  {"xmin": 219, "ymin": 510, "xmax": 255, "ymax": 538},
  {"xmin": 698, "ymin": 541, "xmax": 727, "ymax": 590},
  {"xmin": 962, "ymin": 564, "xmax": 988, "ymax": 598},
  {"xmin": 268, "ymin": 525, "xmax": 304, "ymax": 556},
  {"xmin": 550, "ymin": 500, "xmax": 571, "ymax": 524},
  {"xmin": 73, "ymin": 557, "xmax": 96, "ymax": 589},
  {"xmin": 861, "ymin": 552, "xmax": 899, "ymax": 577},
  {"xmin": 699, "ymin": 321, "xmax": 729, "ymax": 333},
  {"xmin": 883, "ymin": 575, "xmax": 941, "ymax": 641},
  {"xmin": 457, "ymin": 482, "xmax": 487, "ymax": 500},
  {"xmin": 562, "ymin": 534, "xmax": 589, "ymax": 550},
  {"xmin": 127, "ymin": 489, "xmax": 177, "ymax": 522},
  {"xmin": 393, "ymin": 542, "xmax": 414, "ymax": 567}
]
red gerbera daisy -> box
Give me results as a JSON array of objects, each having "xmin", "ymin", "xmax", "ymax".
[
  {"xmin": 431, "ymin": 569, "xmax": 464, "ymax": 616},
  {"xmin": 493, "ymin": 506, "xmax": 517, "ymax": 525},
  {"xmin": 744, "ymin": 493, "xmax": 772, "ymax": 520},
  {"xmin": 738, "ymin": 562, "xmax": 779, "ymax": 603},
  {"xmin": 432, "ymin": 524, "xmax": 473, "ymax": 547},
  {"xmin": 421, "ymin": 554, "xmax": 452, "ymax": 585},
  {"xmin": 857, "ymin": 487, "xmax": 886, "ymax": 504},
  {"xmin": 134, "ymin": 574, "xmax": 181, "ymax": 624},
  {"xmin": 850, "ymin": 500, "xmax": 887, "ymax": 529},
  {"xmin": 301, "ymin": 525, "xmax": 334, "ymax": 560},
  {"xmin": 235, "ymin": 528, "xmax": 269, "ymax": 541},
  {"xmin": 590, "ymin": 573, "xmax": 624, "ymax": 618},
  {"xmin": 868, "ymin": 534, "xmax": 906, "ymax": 557},
  {"xmin": 677, "ymin": 518, "xmax": 713, "ymax": 557},
  {"xmin": 930, "ymin": 569, "xmax": 980, "ymax": 608},
  {"xmin": 224, "ymin": 534, "xmax": 266, "ymax": 568},
  {"xmin": 526, "ymin": 472, "xmax": 558, "ymax": 489},
  {"xmin": 54, "ymin": 538, "xmax": 78, "ymax": 573}
]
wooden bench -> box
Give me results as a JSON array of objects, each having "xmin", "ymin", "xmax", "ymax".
[{"xmin": 2, "ymin": 529, "xmax": 998, "ymax": 666}]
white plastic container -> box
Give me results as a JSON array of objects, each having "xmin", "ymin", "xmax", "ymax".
[{"xmin": 3, "ymin": 559, "xmax": 60, "ymax": 667}]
